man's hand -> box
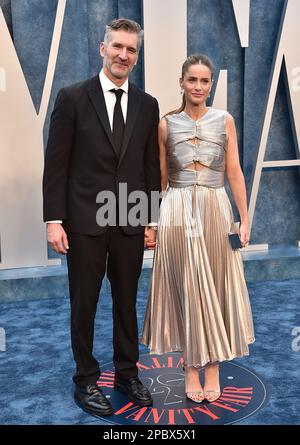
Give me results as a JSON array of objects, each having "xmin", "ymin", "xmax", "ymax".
[
  {"xmin": 47, "ymin": 223, "xmax": 69, "ymax": 254},
  {"xmin": 144, "ymin": 227, "xmax": 157, "ymax": 250}
]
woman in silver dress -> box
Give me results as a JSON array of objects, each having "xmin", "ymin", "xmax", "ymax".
[{"xmin": 142, "ymin": 54, "xmax": 255, "ymax": 403}]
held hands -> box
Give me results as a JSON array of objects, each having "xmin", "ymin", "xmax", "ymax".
[
  {"xmin": 47, "ymin": 223, "xmax": 69, "ymax": 254},
  {"xmin": 144, "ymin": 227, "xmax": 157, "ymax": 250},
  {"xmin": 239, "ymin": 221, "xmax": 250, "ymax": 247}
]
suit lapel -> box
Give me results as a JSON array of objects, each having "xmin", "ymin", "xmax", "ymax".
[
  {"xmin": 87, "ymin": 76, "xmax": 142, "ymax": 162},
  {"xmin": 118, "ymin": 83, "xmax": 141, "ymax": 167},
  {"xmin": 87, "ymin": 75, "xmax": 117, "ymax": 155}
]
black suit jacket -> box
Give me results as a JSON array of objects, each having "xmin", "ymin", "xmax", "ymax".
[{"xmin": 43, "ymin": 75, "xmax": 161, "ymax": 235}]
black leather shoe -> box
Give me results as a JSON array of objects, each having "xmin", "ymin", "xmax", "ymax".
[
  {"xmin": 114, "ymin": 377, "xmax": 152, "ymax": 407},
  {"xmin": 74, "ymin": 384, "xmax": 113, "ymax": 417}
]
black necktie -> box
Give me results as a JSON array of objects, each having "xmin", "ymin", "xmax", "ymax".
[{"xmin": 110, "ymin": 89, "xmax": 124, "ymax": 156}]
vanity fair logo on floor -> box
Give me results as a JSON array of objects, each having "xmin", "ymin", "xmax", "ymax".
[{"xmin": 97, "ymin": 353, "xmax": 268, "ymax": 425}]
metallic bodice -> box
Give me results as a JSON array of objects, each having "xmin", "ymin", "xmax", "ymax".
[{"xmin": 165, "ymin": 108, "xmax": 228, "ymax": 188}]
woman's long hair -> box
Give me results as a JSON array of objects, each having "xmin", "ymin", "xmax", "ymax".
[{"xmin": 164, "ymin": 54, "xmax": 214, "ymax": 117}]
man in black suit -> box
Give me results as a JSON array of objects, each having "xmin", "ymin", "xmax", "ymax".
[{"xmin": 43, "ymin": 18, "xmax": 161, "ymax": 417}]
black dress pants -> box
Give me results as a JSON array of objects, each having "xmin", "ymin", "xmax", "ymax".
[{"xmin": 66, "ymin": 226, "xmax": 145, "ymax": 386}]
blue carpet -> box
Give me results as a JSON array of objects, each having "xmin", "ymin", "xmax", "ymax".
[{"xmin": 0, "ymin": 278, "xmax": 299, "ymax": 425}]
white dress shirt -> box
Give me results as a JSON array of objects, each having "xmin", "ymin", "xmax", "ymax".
[{"xmin": 99, "ymin": 69, "xmax": 128, "ymax": 129}]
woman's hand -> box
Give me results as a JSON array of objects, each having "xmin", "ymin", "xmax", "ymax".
[
  {"xmin": 144, "ymin": 227, "xmax": 157, "ymax": 250},
  {"xmin": 239, "ymin": 221, "xmax": 250, "ymax": 247}
]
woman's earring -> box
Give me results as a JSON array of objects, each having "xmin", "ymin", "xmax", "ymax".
[{"xmin": 180, "ymin": 89, "xmax": 183, "ymax": 95}]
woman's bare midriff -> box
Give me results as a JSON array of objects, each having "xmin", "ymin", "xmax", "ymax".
[
  {"xmin": 184, "ymin": 137, "xmax": 207, "ymax": 171},
  {"xmin": 184, "ymin": 161, "xmax": 206, "ymax": 171}
]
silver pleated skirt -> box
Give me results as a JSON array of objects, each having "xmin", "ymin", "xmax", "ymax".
[{"xmin": 141, "ymin": 185, "xmax": 255, "ymax": 367}]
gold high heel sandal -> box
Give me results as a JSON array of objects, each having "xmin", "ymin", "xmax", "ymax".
[
  {"xmin": 204, "ymin": 363, "xmax": 221, "ymax": 402},
  {"xmin": 204, "ymin": 389, "xmax": 221, "ymax": 402},
  {"xmin": 186, "ymin": 390, "xmax": 204, "ymax": 403},
  {"xmin": 183, "ymin": 364, "xmax": 204, "ymax": 404}
]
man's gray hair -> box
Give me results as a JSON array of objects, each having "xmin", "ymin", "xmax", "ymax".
[{"xmin": 104, "ymin": 18, "xmax": 144, "ymax": 52}]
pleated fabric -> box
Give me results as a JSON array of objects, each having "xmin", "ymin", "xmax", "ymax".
[{"xmin": 141, "ymin": 185, "xmax": 255, "ymax": 367}]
